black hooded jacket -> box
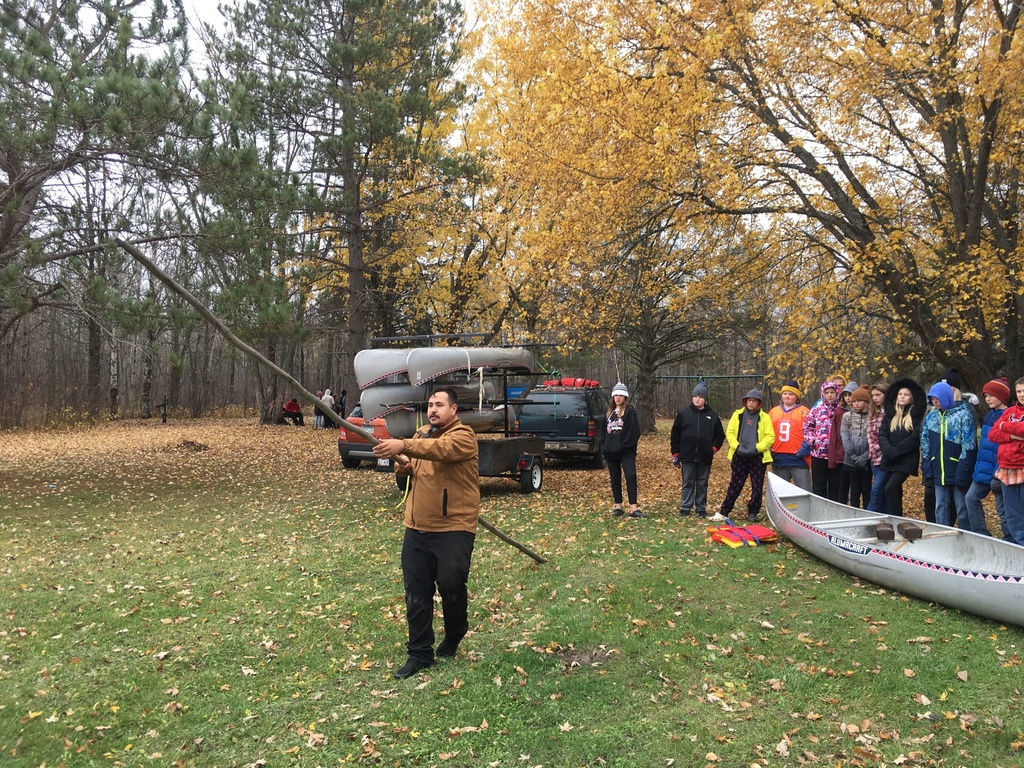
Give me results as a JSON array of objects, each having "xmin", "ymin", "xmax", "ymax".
[{"xmin": 877, "ymin": 378, "xmax": 928, "ymax": 475}]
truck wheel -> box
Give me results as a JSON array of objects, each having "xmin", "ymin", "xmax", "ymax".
[
  {"xmin": 341, "ymin": 457, "xmax": 361, "ymax": 469},
  {"xmin": 590, "ymin": 451, "xmax": 606, "ymax": 469},
  {"xmin": 520, "ymin": 460, "xmax": 543, "ymax": 493}
]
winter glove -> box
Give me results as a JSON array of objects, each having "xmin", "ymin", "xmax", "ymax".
[
  {"xmin": 671, "ymin": 454, "xmax": 681, "ymax": 467},
  {"xmin": 796, "ymin": 440, "xmax": 811, "ymax": 458},
  {"xmin": 856, "ymin": 456, "xmax": 869, "ymax": 470}
]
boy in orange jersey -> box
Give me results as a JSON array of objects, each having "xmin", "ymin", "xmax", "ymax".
[{"xmin": 769, "ymin": 381, "xmax": 811, "ymax": 491}]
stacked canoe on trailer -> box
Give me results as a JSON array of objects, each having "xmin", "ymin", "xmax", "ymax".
[
  {"xmin": 351, "ymin": 346, "xmax": 545, "ymax": 492},
  {"xmin": 354, "ymin": 346, "xmax": 535, "ymax": 437}
]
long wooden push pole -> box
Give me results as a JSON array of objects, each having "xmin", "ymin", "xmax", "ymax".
[{"xmin": 116, "ymin": 238, "xmax": 546, "ymax": 564}]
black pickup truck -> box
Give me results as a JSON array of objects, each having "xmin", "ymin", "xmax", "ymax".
[{"xmin": 513, "ymin": 380, "xmax": 609, "ymax": 468}]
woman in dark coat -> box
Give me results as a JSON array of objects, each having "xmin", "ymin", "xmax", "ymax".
[
  {"xmin": 877, "ymin": 378, "xmax": 927, "ymax": 516},
  {"xmin": 603, "ymin": 382, "xmax": 642, "ymax": 518}
]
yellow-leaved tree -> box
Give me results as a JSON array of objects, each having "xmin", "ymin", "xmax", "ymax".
[{"xmin": 480, "ymin": 0, "xmax": 1023, "ymax": 394}]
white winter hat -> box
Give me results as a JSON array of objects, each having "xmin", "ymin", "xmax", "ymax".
[{"xmin": 611, "ymin": 382, "xmax": 629, "ymax": 398}]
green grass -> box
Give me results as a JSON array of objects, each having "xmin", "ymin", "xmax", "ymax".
[{"xmin": 1, "ymin": 420, "xmax": 1022, "ymax": 767}]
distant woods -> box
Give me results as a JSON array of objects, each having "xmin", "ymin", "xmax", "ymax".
[{"xmin": 2, "ymin": 0, "xmax": 1020, "ymax": 429}]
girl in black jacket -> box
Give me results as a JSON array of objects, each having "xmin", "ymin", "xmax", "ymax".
[
  {"xmin": 603, "ymin": 382, "xmax": 642, "ymax": 518},
  {"xmin": 877, "ymin": 378, "xmax": 927, "ymax": 516}
]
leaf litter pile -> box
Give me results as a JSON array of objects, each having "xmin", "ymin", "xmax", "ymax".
[{"xmin": 1, "ymin": 419, "xmax": 1022, "ymax": 767}]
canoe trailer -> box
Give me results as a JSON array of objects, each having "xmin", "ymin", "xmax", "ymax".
[{"xmin": 356, "ymin": 343, "xmax": 546, "ymax": 493}]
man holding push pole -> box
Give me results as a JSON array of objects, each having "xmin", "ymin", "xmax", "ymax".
[{"xmin": 373, "ymin": 387, "xmax": 480, "ymax": 679}]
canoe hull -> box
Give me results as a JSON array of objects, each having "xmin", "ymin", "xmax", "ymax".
[
  {"xmin": 354, "ymin": 349, "xmax": 410, "ymax": 389},
  {"xmin": 406, "ymin": 346, "xmax": 536, "ymax": 385},
  {"xmin": 384, "ymin": 408, "xmax": 507, "ymax": 439},
  {"xmin": 766, "ymin": 474, "xmax": 1024, "ymax": 627},
  {"xmin": 359, "ymin": 383, "xmax": 427, "ymax": 421},
  {"xmin": 359, "ymin": 381, "xmax": 502, "ymax": 421}
]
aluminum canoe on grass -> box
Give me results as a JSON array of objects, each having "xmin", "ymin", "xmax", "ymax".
[
  {"xmin": 766, "ymin": 473, "xmax": 1024, "ymax": 628},
  {"xmin": 405, "ymin": 346, "xmax": 536, "ymax": 385},
  {"xmin": 353, "ymin": 349, "xmax": 410, "ymax": 389}
]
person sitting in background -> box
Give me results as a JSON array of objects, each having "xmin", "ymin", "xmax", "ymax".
[{"xmin": 283, "ymin": 398, "xmax": 305, "ymax": 426}]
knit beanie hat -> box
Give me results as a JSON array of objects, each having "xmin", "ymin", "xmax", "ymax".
[
  {"xmin": 611, "ymin": 382, "xmax": 629, "ymax": 398},
  {"xmin": 780, "ymin": 380, "xmax": 802, "ymax": 398},
  {"xmin": 851, "ymin": 385, "xmax": 871, "ymax": 403},
  {"xmin": 743, "ymin": 388, "xmax": 763, "ymax": 403},
  {"xmin": 941, "ymin": 367, "xmax": 962, "ymax": 390},
  {"xmin": 982, "ymin": 377, "xmax": 1011, "ymax": 406},
  {"xmin": 692, "ymin": 381, "xmax": 709, "ymax": 400}
]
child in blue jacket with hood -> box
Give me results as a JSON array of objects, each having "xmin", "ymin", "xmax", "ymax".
[{"xmin": 921, "ymin": 381, "xmax": 978, "ymax": 527}]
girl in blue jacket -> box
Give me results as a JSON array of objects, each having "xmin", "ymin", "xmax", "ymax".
[{"xmin": 964, "ymin": 378, "xmax": 1011, "ymax": 537}]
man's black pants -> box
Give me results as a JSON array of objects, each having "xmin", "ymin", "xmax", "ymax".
[{"xmin": 402, "ymin": 528, "xmax": 475, "ymax": 662}]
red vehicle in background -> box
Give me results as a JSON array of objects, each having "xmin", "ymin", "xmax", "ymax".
[{"xmin": 337, "ymin": 407, "xmax": 393, "ymax": 469}]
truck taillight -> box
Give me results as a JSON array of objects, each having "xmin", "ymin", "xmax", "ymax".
[
  {"xmin": 587, "ymin": 420, "xmax": 596, "ymax": 438},
  {"xmin": 512, "ymin": 419, "xmax": 520, "ymax": 435}
]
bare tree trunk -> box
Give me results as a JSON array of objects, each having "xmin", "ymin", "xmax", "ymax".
[
  {"xmin": 169, "ymin": 325, "xmax": 184, "ymax": 410},
  {"xmin": 142, "ymin": 326, "xmax": 154, "ymax": 419},
  {"xmin": 88, "ymin": 316, "xmax": 102, "ymax": 413},
  {"xmin": 1007, "ymin": 296, "xmax": 1023, "ymax": 381},
  {"xmin": 256, "ymin": 342, "xmax": 280, "ymax": 424},
  {"xmin": 109, "ymin": 335, "xmax": 119, "ymax": 418},
  {"xmin": 634, "ymin": 366, "xmax": 657, "ymax": 434},
  {"xmin": 345, "ymin": 235, "xmax": 366, "ymax": 398}
]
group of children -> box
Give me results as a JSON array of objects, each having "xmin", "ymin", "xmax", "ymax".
[{"xmin": 661, "ymin": 371, "xmax": 1024, "ymax": 544}]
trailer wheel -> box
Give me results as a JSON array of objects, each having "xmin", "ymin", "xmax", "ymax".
[{"xmin": 520, "ymin": 458, "xmax": 543, "ymax": 493}]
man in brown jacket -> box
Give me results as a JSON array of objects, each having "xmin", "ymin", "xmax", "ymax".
[{"xmin": 373, "ymin": 387, "xmax": 480, "ymax": 679}]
